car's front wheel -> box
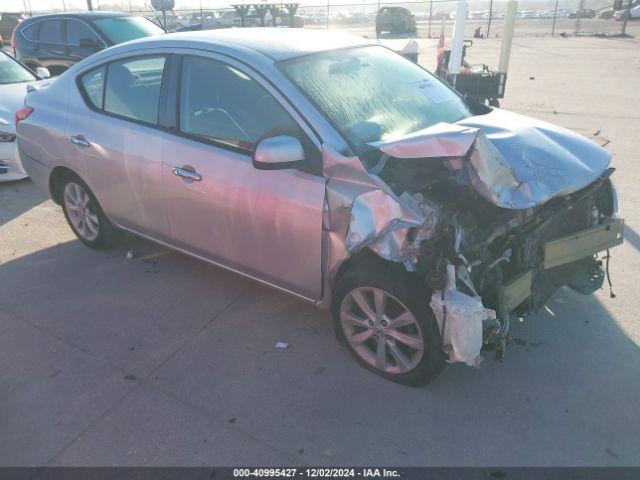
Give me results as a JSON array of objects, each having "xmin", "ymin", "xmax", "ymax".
[
  {"xmin": 60, "ymin": 173, "xmax": 121, "ymax": 249},
  {"xmin": 332, "ymin": 262, "xmax": 445, "ymax": 386}
]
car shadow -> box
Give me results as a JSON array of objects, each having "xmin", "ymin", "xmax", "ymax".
[
  {"xmin": 1, "ymin": 228, "xmax": 639, "ymax": 465},
  {"xmin": 622, "ymin": 223, "xmax": 640, "ymax": 253}
]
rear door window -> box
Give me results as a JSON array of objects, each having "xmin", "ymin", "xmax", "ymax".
[
  {"xmin": 38, "ymin": 19, "xmax": 63, "ymax": 43},
  {"xmin": 21, "ymin": 24, "xmax": 37, "ymax": 40},
  {"xmin": 103, "ymin": 56, "xmax": 166, "ymax": 124},
  {"xmin": 79, "ymin": 66, "xmax": 106, "ymax": 109}
]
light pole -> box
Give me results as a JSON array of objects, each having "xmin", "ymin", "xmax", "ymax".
[
  {"xmin": 621, "ymin": 0, "xmax": 632, "ymax": 35},
  {"xmin": 487, "ymin": 0, "xmax": 494, "ymax": 37},
  {"xmin": 87, "ymin": 0, "xmax": 93, "ymax": 11}
]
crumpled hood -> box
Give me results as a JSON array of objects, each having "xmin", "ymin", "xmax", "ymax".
[{"xmin": 372, "ymin": 108, "xmax": 611, "ymax": 209}]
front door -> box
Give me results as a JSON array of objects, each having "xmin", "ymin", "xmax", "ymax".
[
  {"xmin": 161, "ymin": 54, "xmax": 326, "ymax": 299},
  {"xmin": 64, "ymin": 19, "xmax": 105, "ymax": 66}
]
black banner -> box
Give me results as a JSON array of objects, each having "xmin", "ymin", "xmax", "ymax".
[{"xmin": 2, "ymin": 468, "xmax": 640, "ymax": 480}]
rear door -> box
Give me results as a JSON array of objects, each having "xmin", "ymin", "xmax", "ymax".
[
  {"xmin": 68, "ymin": 53, "xmax": 172, "ymax": 241},
  {"xmin": 35, "ymin": 19, "xmax": 68, "ymax": 72},
  {"xmin": 160, "ymin": 52, "xmax": 326, "ymax": 299}
]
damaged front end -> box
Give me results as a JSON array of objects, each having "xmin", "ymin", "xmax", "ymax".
[{"xmin": 321, "ymin": 109, "xmax": 624, "ymax": 367}]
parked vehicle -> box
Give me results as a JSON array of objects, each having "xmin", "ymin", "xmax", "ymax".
[
  {"xmin": 598, "ymin": 7, "xmax": 616, "ymax": 18},
  {"xmin": 432, "ymin": 11, "xmax": 451, "ymax": 21},
  {"xmin": 567, "ymin": 9, "xmax": 596, "ymax": 18},
  {"xmin": 468, "ymin": 10, "xmax": 486, "ymax": 20},
  {"xmin": 179, "ymin": 11, "xmax": 212, "ymax": 26},
  {"xmin": 189, "ymin": 10, "xmax": 259, "ymax": 29},
  {"xmin": 148, "ymin": 11, "xmax": 183, "ymax": 30},
  {"xmin": 613, "ymin": 4, "xmax": 640, "ymax": 19},
  {"xmin": 14, "ymin": 12, "xmax": 164, "ymax": 75},
  {"xmin": 265, "ymin": 10, "xmax": 305, "ymax": 27},
  {"xmin": 0, "ymin": 50, "xmax": 49, "ymax": 182},
  {"xmin": 17, "ymin": 29, "xmax": 624, "ymax": 386},
  {"xmin": 169, "ymin": 22, "xmax": 203, "ymax": 32},
  {"xmin": 376, "ymin": 7, "xmax": 416, "ymax": 35},
  {"xmin": 215, "ymin": 10, "xmax": 243, "ymax": 27}
]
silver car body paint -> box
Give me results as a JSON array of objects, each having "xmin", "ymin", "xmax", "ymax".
[{"xmin": 17, "ymin": 28, "xmax": 616, "ymax": 315}]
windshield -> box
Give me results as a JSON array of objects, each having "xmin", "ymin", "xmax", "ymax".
[
  {"xmin": 0, "ymin": 53, "xmax": 36, "ymax": 85},
  {"xmin": 281, "ymin": 46, "xmax": 472, "ymax": 154},
  {"xmin": 93, "ymin": 16, "xmax": 164, "ymax": 44}
]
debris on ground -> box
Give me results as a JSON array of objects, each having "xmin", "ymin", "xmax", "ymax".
[
  {"xmin": 126, "ymin": 249, "xmax": 134, "ymax": 260},
  {"xmin": 275, "ymin": 342, "xmax": 289, "ymax": 349}
]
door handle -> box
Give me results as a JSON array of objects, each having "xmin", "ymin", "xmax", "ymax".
[
  {"xmin": 172, "ymin": 167, "xmax": 202, "ymax": 182},
  {"xmin": 68, "ymin": 135, "xmax": 90, "ymax": 148}
]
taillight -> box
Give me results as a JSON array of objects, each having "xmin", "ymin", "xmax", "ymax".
[{"xmin": 15, "ymin": 106, "xmax": 33, "ymax": 124}]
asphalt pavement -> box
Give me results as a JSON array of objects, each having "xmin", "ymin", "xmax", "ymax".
[{"xmin": 1, "ymin": 35, "xmax": 639, "ymax": 467}]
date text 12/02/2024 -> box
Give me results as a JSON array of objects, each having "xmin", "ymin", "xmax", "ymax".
[{"xmin": 232, "ymin": 468, "xmax": 401, "ymax": 478}]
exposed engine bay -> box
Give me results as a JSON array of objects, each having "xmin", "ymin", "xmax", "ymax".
[{"xmin": 323, "ymin": 109, "xmax": 624, "ymax": 367}]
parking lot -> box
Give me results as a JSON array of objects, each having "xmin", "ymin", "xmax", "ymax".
[{"xmin": 1, "ymin": 34, "xmax": 640, "ymax": 467}]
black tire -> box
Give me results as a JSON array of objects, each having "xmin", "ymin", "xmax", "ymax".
[
  {"xmin": 59, "ymin": 172, "xmax": 121, "ymax": 249},
  {"xmin": 331, "ymin": 261, "xmax": 445, "ymax": 387}
]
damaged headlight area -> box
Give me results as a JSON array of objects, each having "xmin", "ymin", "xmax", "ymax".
[{"xmin": 336, "ymin": 123, "xmax": 624, "ymax": 367}]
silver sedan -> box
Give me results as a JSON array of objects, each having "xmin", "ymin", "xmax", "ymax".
[{"xmin": 17, "ymin": 29, "xmax": 623, "ymax": 385}]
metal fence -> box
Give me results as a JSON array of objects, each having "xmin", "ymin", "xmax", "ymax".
[{"xmin": 21, "ymin": 0, "xmax": 639, "ymax": 38}]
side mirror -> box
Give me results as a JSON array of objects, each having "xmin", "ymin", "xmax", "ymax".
[
  {"xmin": 253, "ymin": 135, "xmax": 305, "ymax": 170},
  {"xmin": 35, "ymin": 67, "xmax": 51, "ymax": 79},
  {"xmin": 79, "ymin": 38, "xmax": 101, "ymax": 50}
]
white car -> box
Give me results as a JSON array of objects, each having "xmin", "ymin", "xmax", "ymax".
[{"xmin": 0, "ymin": 51, "xmax": 49, "ymax": 182}]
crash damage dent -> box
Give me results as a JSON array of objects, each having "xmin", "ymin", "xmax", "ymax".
[
  {"xmin": 374, "ymin": 109, "xmax": 612, "ymax": 210},
  {"xmin": 318, "ymin": 110, "xmax": 623, "ymax": 367}
]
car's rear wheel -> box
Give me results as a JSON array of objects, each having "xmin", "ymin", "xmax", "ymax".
[
  {"xmin": 60, "ymin": 173, "xmax": 121, "ymax": 249},
  {"xmin": 332, "ymin": 262, "xmax": 445, "ymax": 386}
]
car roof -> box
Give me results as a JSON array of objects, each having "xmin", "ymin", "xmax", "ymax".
[
  {"xmin": 125, "ymin": 28, "xmax": 373, "ymax": 61},
  {"xmin": 21, "ymin": 11, "xmax": 132, "ymax": 23}
]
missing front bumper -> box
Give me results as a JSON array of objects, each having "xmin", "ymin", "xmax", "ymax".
[
  {"xmin": 542, "ymin": 218, "xmax": 624, "ymax": 269},
  {"xmin": 501, "ymin": 218, "xmax": 624, "ymax": 311}
]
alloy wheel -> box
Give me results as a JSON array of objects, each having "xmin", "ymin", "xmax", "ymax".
[
  {"xmin": 64, "ymin": 182, "xmax": 99, "ymax": 241},
  {"xmin": 340, "ymin": 287, "xmax": 424, "ymax": 375}
]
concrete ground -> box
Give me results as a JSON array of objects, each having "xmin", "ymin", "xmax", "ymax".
[{"xmin": 1, "ymin": 35, "xmax": 639, "ymax": 467}]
